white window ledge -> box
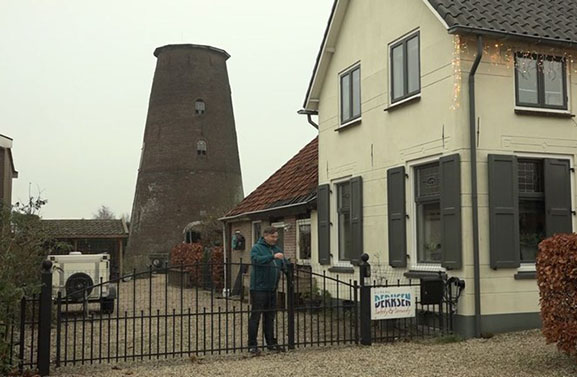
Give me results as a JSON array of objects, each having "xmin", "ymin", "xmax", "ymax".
[
  {"xmin": 514, "ymin": 106, "xmax": 575, "ymax": 118},
  {"xmin": 336, "ymin": 117, "xmax": 362, "ymax": 131},
  {"xmin": 384, "ymin": 93, "xmax": 421, "ymax": 112}
]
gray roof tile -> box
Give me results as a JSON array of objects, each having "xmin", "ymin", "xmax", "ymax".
[
  {"xmin": 41, "ymin": 219, "xmax": 128, "ymax": 238},
  {"xmin": 428, "ymin": 0, "xmax": 577, "ymax": 45}
]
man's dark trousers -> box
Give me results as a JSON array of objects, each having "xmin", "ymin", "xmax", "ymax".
[{"xmin": 248, "ymin": 290, "xmax": 277, "ymax": 348}]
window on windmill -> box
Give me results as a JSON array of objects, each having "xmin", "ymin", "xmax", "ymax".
[
  {"xmin": 196, "ymin": 140, "xmax": 207, "ymax": 156},
  {"xmin": 195, "ymin": 100, "xmax": 206, "ymax": 115}
]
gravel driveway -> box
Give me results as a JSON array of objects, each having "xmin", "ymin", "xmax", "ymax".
[{"xmin": 53, "ymin": 330, "xmax": 577, "ymax": 377}]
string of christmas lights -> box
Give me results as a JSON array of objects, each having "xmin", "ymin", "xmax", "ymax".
[{"xmin": 450, "ymin": 37, "xmax": 575, "ymax": 110}]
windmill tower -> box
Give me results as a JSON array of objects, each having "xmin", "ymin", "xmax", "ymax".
[{"xmin": 126, "ymin": 44, "xmax": 244, "ymax": 270}]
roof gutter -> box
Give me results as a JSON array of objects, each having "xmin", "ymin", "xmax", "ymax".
[
  {"xmin": 469, "ymin": 35, "xmax": 483, "ymax": 338},
  {"xmin": 298, "ymin": 109, "xmax": 319, "ymax": 129},
  {"xmin": 219, "ymin": 198, "xmax": 316, "ymax": 222}
]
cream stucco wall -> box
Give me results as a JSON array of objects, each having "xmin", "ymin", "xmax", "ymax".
[
  {"xmin": 460, "ymin": 36, "xmax": 577, "ymax": 317},
  {"xmin": 311, "ymin": 0, "xmax": 577, "ymax": 323},
  {"xmin": 313, "ymin": 0, "xmax": 465, "ymax": 299}
]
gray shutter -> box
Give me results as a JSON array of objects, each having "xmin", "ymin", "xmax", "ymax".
[
  {"xmin": 544, "ymin": 159, "xmax": 573, "ymax": 237},
  {"xmin": 440, "ymin": 154, "xmax": 462, "ymax": 270},
  {"xmin": 387, "ymin": 167, "xmax": 407, "ymax": 267},
  {"xmin": 350, "ymin": 176, "xmax": 363, "ymax": 265},
  {"xmin": 317, "ymin": 184, "xmax": 331, "ymax": 265},
  {"xmin": 488, "ymin": 155, "xmax": 520, "ymax": 269}
]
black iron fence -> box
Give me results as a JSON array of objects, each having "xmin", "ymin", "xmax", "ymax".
[
  {"xmin": 2, "ymin": 253, "xmax": 463, "ymax": 376},
  {"xmin": 1, "ymin": 295, "xmax": 41, "ymax": 373}
]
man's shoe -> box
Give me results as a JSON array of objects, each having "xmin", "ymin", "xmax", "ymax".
[
  {"xmin": 267, "ymin": 344, "xmax": 286, "ymax": 353},
  {"xmin": 248, "ymin": 347, "xmax": 261, "ymax": 356}
]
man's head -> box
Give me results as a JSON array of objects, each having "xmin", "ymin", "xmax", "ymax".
[{"xmin": 262, "ymin": 226, "xmax": 279, "ymax": 246}]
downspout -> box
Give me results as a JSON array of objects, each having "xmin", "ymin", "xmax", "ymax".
[
  {"xmin": 469, "ymin": 35, "xmax": 483, "ymax": 338},
  {"xmin": 298, "ymin": 109, "xmax": 319, "ymax": 129}
]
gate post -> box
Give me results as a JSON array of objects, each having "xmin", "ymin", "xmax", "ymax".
[
  {"xmin": 38, "ymin": 260, "xmax": 53, "ymax": 376},
  {"xmin": 286, "ymin": 262, "xmax": 295, "ymax": 350},
  {"xmin": 359, "ymin": 253, "xmax": 372, "ymax": 346}
]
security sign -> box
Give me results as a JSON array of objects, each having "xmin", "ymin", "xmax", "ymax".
[{"xmin": 371, "ymin": 286, "xmax": 416, "ymax": 320}]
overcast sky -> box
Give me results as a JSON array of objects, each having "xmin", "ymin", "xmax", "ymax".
[{"xmin": 0, "ymin": 0, "xmax": 331, "ymax": 219}]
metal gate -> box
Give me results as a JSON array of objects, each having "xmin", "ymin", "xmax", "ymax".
[
  {"xmin": 54, "ymin": 261, "xmax": 358, "ymax": 367},
  {"xmin": 3, "ymin": 255, "xmax": 460, "ymax": 375}
]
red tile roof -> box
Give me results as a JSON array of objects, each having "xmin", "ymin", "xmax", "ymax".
[{"xmin": 224, "ymin": 137, "xmax": 318, "ymax": 218}]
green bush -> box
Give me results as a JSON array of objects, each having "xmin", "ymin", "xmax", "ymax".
[{"xmin": 0, "ymin": 198, "xmax": 50, "ymax": 373}]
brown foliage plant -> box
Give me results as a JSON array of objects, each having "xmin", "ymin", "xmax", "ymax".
[
  {"xmin": 536, "ymin": 233, "xmax": 577, "ymax": 358},
  {"xmin": 170, "ymin": 243, "xmax": 224, "ymax": 290}
]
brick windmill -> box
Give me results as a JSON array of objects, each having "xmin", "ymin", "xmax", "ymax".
[{"xmin": 126, "ymin": 44, "xmax": 244, "ymax": 270}]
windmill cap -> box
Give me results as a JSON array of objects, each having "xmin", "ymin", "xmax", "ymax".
[{"xmin": 154, "ymin": 44, "xmax": 230, "ymax": 60}]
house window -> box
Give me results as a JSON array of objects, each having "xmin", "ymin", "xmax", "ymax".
[
  {"xmin": 195, "ymin": 100, "xmax": 206, "ymax": 115},
  {"xmin": 340, "ymin": 65, "xmax": 361, "ymax": 124},
  {"xmin": 390, "ymin": 32, "xmax": 420, "ymax": 103},
  {"xmin": 337, "ymin": 181, "xmax": 353, "ymax": 260},
  {"xmin": 515, "ymin": 54, "xmax": 567, "ymax": 110},
  {"xmin": 518, "ymin": 159, "xmax": 545, "ymax": 262},
  {"xmin": 252, "ymin": 221, "xmax": 261, "ymax": 244},
  {"xmin": 489, "ymin": 154, "xmax": 572, "ymax": 270},
  {"xmin": 297, "ymin": 220, "xmax": 312, "ymax": 260},
  {"xmin": 415, "ymin": 162, "xmax": 442, "ymax": 264},
  {"xmin": 196, "ymin": 140, "xmax": 207, "ymax": 156},
  {"xmin": 271, "ymin": 222, "xmax": 285, "ymax": 251}
]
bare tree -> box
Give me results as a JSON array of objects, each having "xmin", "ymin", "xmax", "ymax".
[{"xmin": 93, "ymin": 205, "xmax": 115, "ymax": 220}]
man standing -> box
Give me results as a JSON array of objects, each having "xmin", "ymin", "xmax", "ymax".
[{"xmin": 248, "ymin": 226, "xmax": 286, "ymax": 355}]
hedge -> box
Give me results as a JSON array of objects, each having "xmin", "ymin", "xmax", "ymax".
[{"xmin": 536, "ymin": 233, "xmax": 577, "ymax": 357}]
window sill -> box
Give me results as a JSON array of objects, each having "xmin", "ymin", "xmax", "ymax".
[
  {"xmin": 384, "ymin": 94, "xmax": 421, "ymax": 112},
  {"xmin": 514, "ymin": 106, "xmax": 574, "ymax": 118},
  {"xmin": 404, "ymin": 270, "xmax": 446, "ymax": 280},
  {"xmin": 328, "ymin": 266, "xmax": 355, "ymax": 274},
  {"xmin": 514, "ymin": 271, "xmax": 537, "ymax": 280},
  {"xmin": 336, "ymin": 117, "xmax": 362, "ymax": 131}
]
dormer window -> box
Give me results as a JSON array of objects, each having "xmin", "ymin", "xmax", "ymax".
[
  {"xmin": 195, "ymin": 100, "xmax": 206, "ymax": 115},
  {"xmin": 196, "ymin": 140, "xmax": 207, "ymax": 156}
]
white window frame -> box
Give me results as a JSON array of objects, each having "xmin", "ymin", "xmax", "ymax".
[
  {"xmin": 196, "ymin": 139, "xmax": 207, "ymax": 156},
  {"xmin": 338, "ymin": 62, "xmax": 362, "ymax": 128},
  {"xmin": 271, "ymin": 221, "xmax": 286, "ymax": 230},
  {"xmin": 515, "ymin": 152, "xmax": 574, "ymax": 272},
  {"xmin": 406, "ymin": 154, "xmax": 446, "ymax": 273},
  {"xmin": 296, "ymin": 218, "xmax": 312, "ymax": 264},
  {"xmin": 331, "ymin": 175, "xmax": 353, "ymax": 267},
  {"xmin": 251, "ymin": 220, "xmax": 262, "ymax": 245},
  {"xmin": 271, "ymin": 221, "xmax": 286, "ymax": 251}
]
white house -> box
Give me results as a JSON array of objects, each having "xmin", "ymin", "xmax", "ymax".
[
  {"xmin": 0, "ymin": 134, "xmax": 18, "ymax": 208},
  {"xmin": 300, "ymin": 0, "xmax": 577, "ymax": 337}
]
